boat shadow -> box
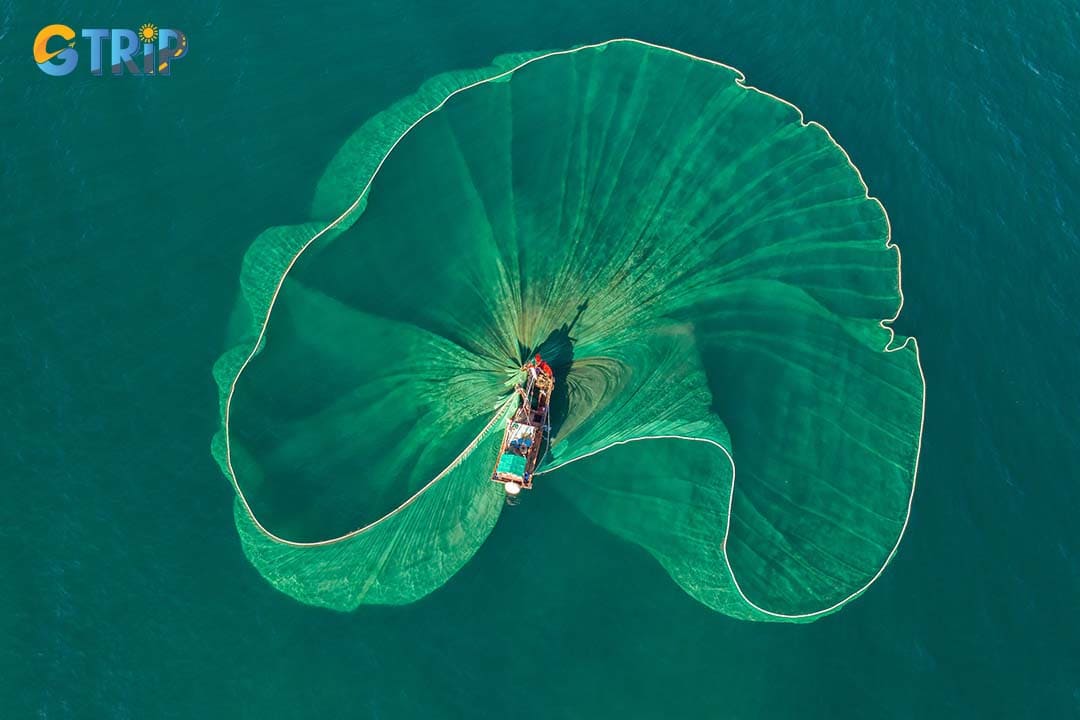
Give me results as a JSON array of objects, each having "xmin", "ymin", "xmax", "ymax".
[{"xmin": 533, "ymin": 299, "xmax": 588, "ymax": 455}]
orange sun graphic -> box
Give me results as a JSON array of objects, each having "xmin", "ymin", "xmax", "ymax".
[{"xmin": 138, "ymin": 23, "xmax": 158, "ymax": 43}]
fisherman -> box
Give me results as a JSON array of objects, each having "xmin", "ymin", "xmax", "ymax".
[{"xmin": 534, "ymin": 353, "xmax": 553, "ymax": 377}]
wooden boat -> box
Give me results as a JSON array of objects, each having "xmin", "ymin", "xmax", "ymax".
[{"xmin": 491, "ymin": 355, "xmax": 554, "ymax": 498}]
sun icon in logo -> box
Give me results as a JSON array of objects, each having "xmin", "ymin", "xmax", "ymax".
[{"xmin": 138, "ymin": 23, "xmax": 158, "ymax": 43}]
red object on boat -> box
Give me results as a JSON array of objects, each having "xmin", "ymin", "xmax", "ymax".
[{"xmin": 534, "ymin": 354, "xmax": 553, "ymax": 377}]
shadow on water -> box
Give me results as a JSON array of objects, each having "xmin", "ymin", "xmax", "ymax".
[{"xmin": 533, "ymin": 300, "xmax": 588, "ymax": 452}]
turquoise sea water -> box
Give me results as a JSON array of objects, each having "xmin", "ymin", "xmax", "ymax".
[{"xmin": 3, "ymin": 1, "xmax": 1078, "ymax": 717}]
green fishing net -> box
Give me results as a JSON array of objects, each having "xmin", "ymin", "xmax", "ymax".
[{"xmin": 211, "ymin": 39, "xmax": 924, "ymax": 621}]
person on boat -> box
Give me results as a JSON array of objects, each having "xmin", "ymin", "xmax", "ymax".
[{"xmin": 534, "ymin": 354, "xmax": 553, "ymax": 377}]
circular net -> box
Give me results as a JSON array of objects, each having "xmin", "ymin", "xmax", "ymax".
[{"xmin": 212, "ymin": 39, "xmax": 925, "ymax": 620}]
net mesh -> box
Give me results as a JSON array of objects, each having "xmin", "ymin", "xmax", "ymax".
[{"xmin": 212, "ymin": 39, "xmax": 924, "ymax": 620}]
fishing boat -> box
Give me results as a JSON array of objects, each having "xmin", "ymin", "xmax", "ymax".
[{"xmin": 491, "ymin": 354, "xmax": 554, "ymax": 499}]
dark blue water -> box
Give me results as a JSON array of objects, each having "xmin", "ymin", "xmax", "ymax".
[{"xmin": 3, "ymin": 1, "xmax": 1078, "ymax": 716}]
